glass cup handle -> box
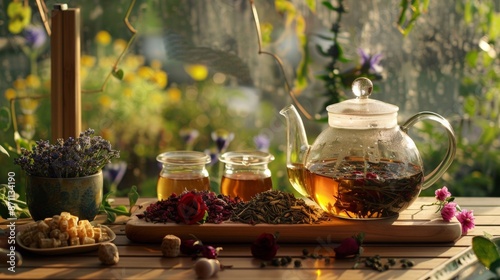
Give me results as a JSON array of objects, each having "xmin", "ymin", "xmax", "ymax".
[{"xmin": 400, "ymin": 111, "xmax": 457, "ymax": 190}]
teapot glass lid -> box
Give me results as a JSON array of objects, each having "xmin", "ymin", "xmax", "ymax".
[{"xmin": 326, "ymin": 77, "xmax": 399, "ymax": 128}]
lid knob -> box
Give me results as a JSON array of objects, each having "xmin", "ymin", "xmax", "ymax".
[{"xmin": 352, "ymin": 77, "xmax": 373, "ymax": 99}]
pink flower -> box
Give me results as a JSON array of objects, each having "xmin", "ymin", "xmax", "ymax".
[
  {"xmin": 456, "ymin": 209, "xmax": 475, "ymax": 235},
  {"xmin": 440, "ymin": 202, "xmax": 457, "ymax": 222},
  {"xmin": 435, "ymin": 186, "xmax": 451, "ymax": 201}
]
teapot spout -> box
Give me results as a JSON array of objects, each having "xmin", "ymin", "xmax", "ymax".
[{"xmin": 280, "ymin": 104, "xmax": 310, "ymax": 197}]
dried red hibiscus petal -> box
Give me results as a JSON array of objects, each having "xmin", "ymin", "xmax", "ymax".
[{"xmin": 251, "ymin": 232, "xmax": 279, "ymax": 260}]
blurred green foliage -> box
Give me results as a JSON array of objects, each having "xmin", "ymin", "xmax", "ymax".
[{"xmin": 418, "ymin": 0, "xmax": 500, "ymax": 197}]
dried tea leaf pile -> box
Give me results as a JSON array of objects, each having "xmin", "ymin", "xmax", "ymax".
[{"xmin": 231, "ymin": 190, "xmax": 329, "ymax": 224}]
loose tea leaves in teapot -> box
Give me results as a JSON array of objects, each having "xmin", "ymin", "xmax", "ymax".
[
  {"xmin": 308, "ymin": 158, "xmax": 424, "ymax": 219},
  {"xmin": 230, "ymin": 190, "xmax": 329, "ymax": 224}
]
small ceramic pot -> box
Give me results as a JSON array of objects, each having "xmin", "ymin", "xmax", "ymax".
[{"xmin": 26, "ymin": 171, "xmax": 103, "ymax": 221}]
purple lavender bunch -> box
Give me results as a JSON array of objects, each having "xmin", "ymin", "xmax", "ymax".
[{"xmin": 14, "ymin": 128, "xmax": 120, "ymax": 178}]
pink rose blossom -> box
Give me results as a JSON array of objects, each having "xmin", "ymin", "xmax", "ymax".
[
  {"xmin": 440, "ymin": 202, "xmax": 457, "ymax": 222},
  {"xmin": 435, "ymin": 186, "xmax": 451, "ymax": 201},
  {"xmin": 456, "ymin": 209, "xmax": 475, "ymax": 235}
]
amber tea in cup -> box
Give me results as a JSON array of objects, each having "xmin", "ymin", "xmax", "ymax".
[
  {"xmin": 156, "ymin": 151, "xmax": 211, "ymax": 200},
  {"xmin": 219, "ymin": 151, "xmax": 274, "ymax": 201}
]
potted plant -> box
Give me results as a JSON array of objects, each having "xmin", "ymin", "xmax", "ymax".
[{"xmin": 14, "ymin": 128, "xmax": 120, "ymax": 221}]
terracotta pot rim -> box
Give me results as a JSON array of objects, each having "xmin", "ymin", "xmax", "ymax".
[{"xmin": 26, "ymin": 170, "xmax": 103, "ymax": 180}]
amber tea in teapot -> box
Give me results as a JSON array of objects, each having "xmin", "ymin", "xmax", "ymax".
[{"xmin": 307, "ymin": 157, "xmax": 423, "ymax": 219}]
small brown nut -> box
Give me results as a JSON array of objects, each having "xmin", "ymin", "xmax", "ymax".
[
  {"xmin": 161, "ymin": 235, "xmax": 181, "ymax": 257},
  {"xmin": 98, "ymin": 243, "xmax": 119, "ymax": 265}
]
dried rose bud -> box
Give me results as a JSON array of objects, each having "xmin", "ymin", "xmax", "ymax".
[
  {"xmin": 180, "ymin": 239, "xmax": 203, "ymax": 256},
  {"xmin": 334, "ymin": 237, "xmax": 360, "ymax": 258},
  {"xmin": 251, "ymin": 233, "xmax": 279, "ymax": 261}
]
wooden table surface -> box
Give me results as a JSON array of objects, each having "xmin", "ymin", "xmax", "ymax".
[{"xmin": 1, "ymin": 196, "xmax": 499, "ymax": 280}]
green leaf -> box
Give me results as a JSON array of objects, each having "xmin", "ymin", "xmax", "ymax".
[
  {"xmin": 465, "ymin": 51, "xmax": 478, "ymax": 68},
  {"xmin": 464, "ymin": 1, "xmax": 473, "ymax": 24},
  {"xmin": 321, "ymin": 1, "xmax": 335, "ymax": 11},
  {"xmin": 305, "ymin": 0, "xmax": 316, "ymax": 12},
  {"xmin": 106, "ymin": 211, "xmax": 117, "ymax": 224},
  {"xmin": 488, "ymin": 14, "xmax": 500, "ymax": 40},
  {"xmin": 114, "ymin": 205, "xmax": 128, "ymax": 213},
  {"xmin": 112, "ymin": 69, "xmax": 124, "ymax": 80},
  {"xmin": 0, "ymin": 107, "xmax": 11, "ymax": 131},
  {"xmin": 315, "ymin": 44, "xmax": 329, "ymax": 57},
  {"xmin": 128, "ymin": 185, "xmax": 139, "ymax": 213},
  {"xmin": 472, "ymin": 236, "xmax": 500, "ymax": 269}
]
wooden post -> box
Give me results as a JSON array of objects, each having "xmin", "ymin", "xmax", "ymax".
[{"xmin": 51, "ymin": 3, "xmax": 81, "ymax": 141}]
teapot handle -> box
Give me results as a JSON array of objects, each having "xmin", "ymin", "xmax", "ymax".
[{"xmin": 400, "ymin": 111, "xmax": 457, "ymax": 190}]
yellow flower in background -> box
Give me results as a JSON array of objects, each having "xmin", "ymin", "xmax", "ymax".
[
  {"xmin": 98, "ymin": 57, "xmax": 115, "ymax": 68},
  {"xmin": 25, "ymin": 74, "xmax": 41, "ymax": 88},
  {"xmin": 19, "ymin": 114, "xmax": 36, "ymax": 126},
  {"xmin": 7, "ymin": 1, "xmax": 32, "ymax": 34},
  {"xmin": 123, "ymin": 73, "xmax": 136, "ymax": 84},
  {"xmin": 123, "ymin": 88, "xmax": 133, "ymax": 98},
  {"xmin": 152, "ymin": 70, "xmax": 168, "ymax": 88},
  {"xmin": 19, "ymin": 98, "xmax": 39, "ymax": 114},
  {"xmin": 96, "ymin": 30, "xmax": 112, "ymax": 46},
  {"xmin": 4, "ymin": 88, "xmax": 16, "ymax": 100},
  {"xmin": 13, "ymin": 78, "xmax": 26, "ymax": 90},
  {"xmin": 81, "ymin": 55, "xmax": 96, "ymax": 67},
  {"xmin": 185, "ymin": 64, "xmax": 208, "ymax": 81},
  {"xmin": 150, "ymin": 92, "xmax": 163, "ymax": 104},
  {"xmin": 98, "ymin": 95, "xmax": 113, "ymax": 108},
  {"xmin": 113, "ymin": 38, "xmax": 127, "ymax": 53},
  {"xmin": 137, "ymin": 66, "xmax": 154, "ymax": 79},
  {"xmin": 124, "ymin": 55, "xmax": 145, "ymax": 69},
  {"xmin": 166, "ymin": 87, "xmax": 181, "ymax": 103}
]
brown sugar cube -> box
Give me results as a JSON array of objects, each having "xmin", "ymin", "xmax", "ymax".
[
  {"xmin": 67, "ymin": 227, "xmax": 78, "ymax": 238},
  {"xmin": 68, "ymin": 216, "xmax": 79, "ymax": 229},
  {"xmin": 37, "ymin": 220, "xmax": 50, "ymax": 235},
  {"xmin": 49, "ymin": 229, "xmax": 61, "ymax": 239},
  {"xmin": 98, "ymin": 243, "xmax": 119, "ymax": 265},
  {"xmin": 59, "ymin": 218, "xmax": 69, "ymax": 232},
  {"xmin": 69, "ymin": 237, "xmax": 80, "ymax": 246},
  {"xmin": 160, "ymin": 235, "xmax": 181, "ymax": 257},
  {"xmin": 82, "ymin": 237, "xmax": 96, "ymax": 245}
]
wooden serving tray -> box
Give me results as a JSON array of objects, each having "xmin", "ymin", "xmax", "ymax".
[{"xmin": 125, "ymin": 215, "xmax": 462, "ymax": 244}]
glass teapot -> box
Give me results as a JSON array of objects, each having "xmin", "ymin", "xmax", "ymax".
[{"xmin": 280, "ymin": 77, "xmax": 456, "ymax": 220}]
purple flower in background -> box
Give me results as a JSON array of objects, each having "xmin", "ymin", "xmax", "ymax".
[
  {"xmin": 179, "ymin": 128, "xmax": 199, "ymax": 148},
  {"xmin": 435, "ymin": 186, "xmax": 452, "ymax": 202},
  {"xmin": 103, "ymin": 161, "xmax": 127, "ymax": 189},
  {"xmin": 440, "ymin": 202, "xmax": 457, "ymax": 222},
  {"xmin": 211, "ymin": 129, "xmax": 234, "ymax": 153},
  {"xmin": 24, "ymin": 25, "xmax": 47, "ymax": 49},
  {"xmin": 358, "ymin": 49, "xmax": 383, "ymax": 73},
  {"xmin": 205, "ymin": 148, "xmax": 219, "ymax": 166},
  {"xmin": 456, "ymin": 209, "xmax": 475, "ymax": 235},
  {"xmin": 254, "ymin": 134, "xmax": 270, "ymax": 152}
]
